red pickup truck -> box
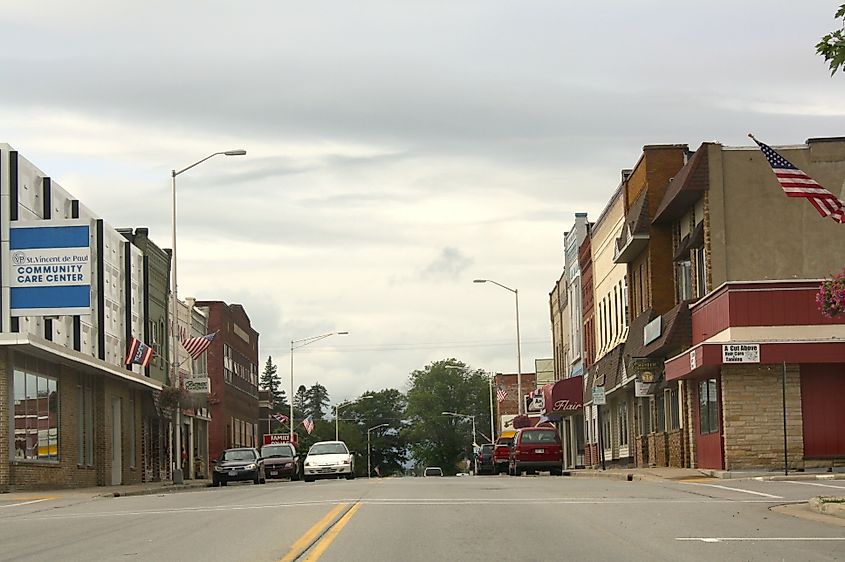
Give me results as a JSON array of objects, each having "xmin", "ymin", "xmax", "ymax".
[{"xmin": 493, "ymin": 431, "xmax": 516, "ymax": 474}]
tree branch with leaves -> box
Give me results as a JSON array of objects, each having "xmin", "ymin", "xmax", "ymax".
[{"xmin": 817, "ymin": 4, "xmax": 845, "ymax": 75}]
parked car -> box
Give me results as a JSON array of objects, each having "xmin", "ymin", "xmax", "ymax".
[
  {"xmin": 423, "ymin": 466, "xmax": 443, "ymax": 477},
  {"xmin": 303, "ymin": 441, "xmax": 355, "ymax": 482},
  {"xmin": 493, "ymin": 430, "xmax": 516, "ymax": 474},
  {"xmin": 508, "ymin": 426, "xmax": 563, "ymax": 476},
  {"xmin": 212, "ymin": 447, "xmax": 265, "ymax": 486},
  {"xmin": 260, "ymin": 443, "xmax": 300, "ymax": 480},
  {"xmin": 476, "ymin": 443, "xmax": 495, "ymax": 475}
]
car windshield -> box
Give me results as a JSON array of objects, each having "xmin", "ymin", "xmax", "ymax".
[
  {"xmin": 308, "ymin": 443, "xmax": 348, "ymax": 455},
  {"xmin": 221, "ymin": 449, "xmax": 256, "ymax": 462},
  {"xmin": 480, "ymin": 444, "xmax": 494, "ymax": 453},
  {"xmin": 261, "ymin": 445, "xmax": 293, "ymax": 458},
  {"xmin": 496, "ymin": 439, "xmax": 513, "ymax": 447}
]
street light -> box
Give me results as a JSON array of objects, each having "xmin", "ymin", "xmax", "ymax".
[
  {"xmin": 442, "ymin": 411, "xmax": 477, "ymax": 474},
  {"xmin": 445, "ymin": 365, "xmax": 496, "ymax": 444},
  {"xmin": 170, "ymin": 149, "xmax": 245, "ymax": 484},
  {"xmin": 289, "ymin": 331, "xmax": 348, "ymax": 441},
  {"xmin": 367, "ymin": 423, "xmax": 389, "ymax": 478},
  {"xmin": 335, "ymin": 395, "xmax": 373, "ymax": 440},
  {"xmin": 474, "ymin": 278, "xmax": 523, "ymax": 415}
]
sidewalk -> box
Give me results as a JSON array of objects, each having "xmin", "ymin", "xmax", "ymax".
[
  {"xmin": 565, "ymin": 466, "xmax": 845, "ymax": 482},
  {"xmin": 4, "ymin": 479, "xmax": 212, "ymax": 500}
]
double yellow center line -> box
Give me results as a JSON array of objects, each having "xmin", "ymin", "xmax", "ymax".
[{"xmin": 280, "ymin": 501, "xmax": 362, "ymax": 562}]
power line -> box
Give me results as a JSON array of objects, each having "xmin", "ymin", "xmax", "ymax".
[{"xmin": 260, "ymin": 338, "xmax": 551, "ymax": 354}]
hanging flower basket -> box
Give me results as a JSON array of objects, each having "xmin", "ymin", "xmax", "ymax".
[
  {"xmin": 816, "ymin": 268, "xmax": 845, "ymax": 318},
  {"xmin": 158, "ymin": 385, "xmax": 186, "ymax": 416}
]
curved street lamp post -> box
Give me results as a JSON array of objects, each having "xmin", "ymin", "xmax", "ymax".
[
  {"xmin": 170, "ymin": 149, "xmax": 245, "ymax": 483},
  {"xmin": 289, "ymin": 331, "xmax": 348, "ymax": 442},
  {"xmin": 474, "ymin": 279, "xmax": 523, "ymax": 415},
  {"xmin": 335, "ymin": 395, "xmax": 373, "ymax": 441},
  {"xmin": 367, "ymin": 423, "xmax": 389, "ymax": 478},
  {"xmin": 443, "ymin": 411, "xmax": 477, "ymax": 474}
]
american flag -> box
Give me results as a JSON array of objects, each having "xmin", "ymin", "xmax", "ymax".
[
  {"xmin": 181, "ymin": 330, "xmax": 218, "ymax": 360},
  {"xmin": 272, "ymin": 412, "xmax": 288, "ymax": 424},
  {"xmin": 751, "ymin": 135, "xmax": 845, "ymax": 224},
  {"xmin": 125, "ymin": 337, "xmax": 154, "ymax": 367},
  {"xmin": 496, "ymin": 386, "xmax": 508, "ymax": 403},
  {"xmin": 302, "ymin": 415, "xmax": 314, "ymax": 435}
]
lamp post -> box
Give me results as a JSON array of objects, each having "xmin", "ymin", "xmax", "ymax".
[
  {"xmin": 367, "ymin": 423, "xmax": 388, "ymax": 478},
  {"xmin": 335, "ymin": 395, "xmax": 373, "ymax": 441},
  {"xmin": 170, "ymin": 149, "xmax": 245, "ymax": 483},
  {"xmin": 442, "ymin": 411, "xmax": 477, "ymax": 474},
  {"xmin": 474, "ymin": 279, "xmax": 523, "ymax": 415},
  {"xmin": 289, "ymin": 331, "xmax": 348, "ymax": 442}
]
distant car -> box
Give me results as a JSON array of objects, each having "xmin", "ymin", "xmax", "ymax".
[
  {"xmin": 476, "ymin": 443, "xmax": 495, "ymax": 475},
  {"xmin": 303, "ymin": 441, "xmax": 355, "ymax": 482},
  {"xmin": 260, "ymin": 443, "xmax": 300, "ymax": 480},
  {"xmin": 423, "ymin": 467, "xmax": 443, "ymax": 477},
  {"xmin": 212, "ymin": 447, "xmax": 265, "ymax": 486},
  {"xmin": 508, "ymin": 426, "xmax": 563, "ymax": 476},
  {"xmin": 493, "ymin": 432, "xmax": 516, "ymax": 474}
]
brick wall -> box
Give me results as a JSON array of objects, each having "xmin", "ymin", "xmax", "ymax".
[
  {"xmin": 684, "ymin": 380, "xmax": 698, "ymax": 467},
  {"xmin": 668, "ymin": 429, "xmax": 685, "ymax": 467},
  {"xmin": 721, "ymin": 364, "xmax": 804, "ymax": 470},
  {"xmin": 648, "ymin": 432, "xmax": 669, "ymax": 467}
]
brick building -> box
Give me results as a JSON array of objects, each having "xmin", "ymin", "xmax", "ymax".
[
  {"xmin": 194, "ymin": 301, "xmax": 259, "ymax": 462},
  {"xmin": 493, "ymin": 372, "xmax": 536, "ymax": 434}
]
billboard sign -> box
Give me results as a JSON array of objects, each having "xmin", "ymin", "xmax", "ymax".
[{"xmin": 8, "ymin": 220, "xmax": 91, "ymax": 316}]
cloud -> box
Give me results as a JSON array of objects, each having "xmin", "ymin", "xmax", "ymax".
[{"xmin": 420, "ymin": 247, "xmax": 474, "ymax": 282}]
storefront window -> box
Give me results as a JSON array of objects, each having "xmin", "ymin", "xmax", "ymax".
[
  {"xmin": 617, "ymin": 402, "xmax": 629, "ymax": 447},
  {"xmin": 13, "ymin": 357, "xmax": 59, "ymax": 461},
  {"xmin": 667, "ymin": 386, "xmax": 680, "ymax": 430}
]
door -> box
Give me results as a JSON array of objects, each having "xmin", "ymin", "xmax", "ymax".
[
  {"xmin": 111, "ymin": 397, "xmax": 122, "ymax": 485},
  {"xmin": 694, "ymin": 377, "xmax": 723, "ymax": 469}
]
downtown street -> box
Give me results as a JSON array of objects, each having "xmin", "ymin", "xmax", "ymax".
[{"xmin": 0, "ymin": 474, "xmax": 843, "ymax": 562}]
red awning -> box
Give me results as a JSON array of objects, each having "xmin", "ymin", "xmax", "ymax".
[{"xmin": 542, "ymin": 375, "xmax": 584, "ymax": 417}]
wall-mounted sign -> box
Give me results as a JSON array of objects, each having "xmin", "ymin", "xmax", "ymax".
[
  {"xmin": 635, "ymin": 380, "xmax": 654, "ymax": 397},
  {"xmin": 525, "ymin": 394, "xmax": 544, "ymax": 413},
  {"xmin": 184, "ymin": 374, "xmax": 210, "ymax": 394},
  {"xmin": 690, "ymin": 348, "xmax": 698, "ymax": 370},
  {"xmin": 631, "ymin": 357, "xmax": 664, "ymax": 384},
  {"xmin": 592, "ymin": 386, "xmax": 606, "ymax": 405},
  {"xmin": 8, "ymin": 220, "xmax": 91, "ymax": 316},
  {"xmin": 722, "ymin": 343, "xmax": 760, "ymax": 364}
]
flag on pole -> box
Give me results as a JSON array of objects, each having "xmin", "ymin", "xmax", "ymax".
[
  {"xmin": 749, "ymin": 134, "xmax": 845, "ymax": 224},
  {"xmin": 302, "ymin": 415, "xmax": 314, "ymax": 435},
  {"xmin": 496, "ymin": 387, "xmax": 508, "ymax": 403},
  {"xmin": 181, "ymin": 330, "xmax": 218, "ymax": 360},
  {"xmin": 272, "ymin": 412, "xmax": 289, "ymax": 424},
  {"xmin": 125, "ymin": 337, "xmax": 154, "ymax": 367}
]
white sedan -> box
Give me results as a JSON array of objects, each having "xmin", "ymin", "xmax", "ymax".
[{"xmin": 302, "ymin": 441, "xmax": 356, "ymax": 482}]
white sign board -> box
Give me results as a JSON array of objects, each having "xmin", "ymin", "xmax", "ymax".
[
  {"xmin": 8, "ymin": 220, "xmax": 92, "ymax": 316},
  {"xmin": 722, "ymin": 343, "xmax": 760, "ymax": 364},
  {"xmin": 184, "ymin": 374, "xmax": 210, "ymax": 394},
  {"xmin": 635, "ymin": 380, "xmax": 653, "ymax": 397},
  {"xmin": 592, "ymin": 386, "xmax": 606, "ymax": 405}
]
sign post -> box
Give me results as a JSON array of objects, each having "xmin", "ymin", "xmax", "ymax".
[{"xmin": 592, "ymin": 387, "xmax": 606, "ymax": 470}]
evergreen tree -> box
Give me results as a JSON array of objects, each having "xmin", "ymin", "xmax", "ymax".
[
  {"xmin": 306, "ymin": 382, "xmax": 331, "ymax": 420},
  {"xmin": 293, "ymin": 385, "xmax": 308, "ymax": 420},
  {"xmin": 259, "ymin": 356, "xmax": 287, "ymax": 411}
]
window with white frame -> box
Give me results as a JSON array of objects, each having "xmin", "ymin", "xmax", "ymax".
[
  {"xmin": 601, "ymin": 409, "xmax": 612, "ymax": 450},
  {"xmin": 677, "ymin": 260, "xmax": 692, "ymax": 302},
  {"xmin": 693, "ymin": 246, "xmax": 707, "ymax": 298},
  {"xmin": 617, "ymin": 401, "xmax": 629, "ymax": 447}
]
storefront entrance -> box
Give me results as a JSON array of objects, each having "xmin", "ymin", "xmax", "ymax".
[{"xmin": 694, "ymin": 377, "xmax": 723, "ymax": 469}]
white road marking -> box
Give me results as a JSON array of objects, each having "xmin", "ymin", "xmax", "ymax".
[
  {"xmin": 678, "ymin": 537, "xmax": 845, "ymax": 542},
  {"xmin": 0, "ymin": 499, "xmax": 49, "ymax": 508},
  {"xmin": 781, "ymin": 480, "xmax": 845, "ymax": 490},
  {"xmin": 683, "ymin": 483, "xmax": 782, "ymax": 498}
]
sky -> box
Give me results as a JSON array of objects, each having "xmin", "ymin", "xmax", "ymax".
[{"xmin": 2, "ymin": 1, "xmax": 844, "ymax": 405}]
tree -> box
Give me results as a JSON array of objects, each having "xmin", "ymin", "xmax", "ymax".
[
  {"xmin": 293, "ymin": 385, "xmax": 308, "ymax": 420},
  {"xmin": 259, "ymin": 356, "xmax": 287, "ymax": 412},
  {"xmin": 816, "ymin": 4, "xmax": 845, "ymax": 75},
  {"xmin": 306, "ymin": 382, "xmax": 331, "ymax": 420},
  {"xmin": 342, "ymin": 388, "xmax": 408, "ymax": 476},
  {"xmin": 402, "ymin": 359, "xmax": 491, "ymax": 475}
]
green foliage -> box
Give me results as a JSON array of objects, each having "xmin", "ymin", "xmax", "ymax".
[
  {"xmin": 259, "ymin": 356, "xmax": 287, "ymax": 412},
  {"xmin": 341, "ymin": 389, "xmax": 408, "ymax": 476},
  {"xmin": 306, "ymin": 382, "xmax": 331, "ymax": 420},
  {"xmin": 816, "ymin": 4, "xmax": 845, "ymax": 75},
  {"xmin": 292, "ymin": 385, "xmax": 308, "ymax": 420},
  {"xmin": 403, "ymin": 359, "xmax": 492, "ymax": 475}
]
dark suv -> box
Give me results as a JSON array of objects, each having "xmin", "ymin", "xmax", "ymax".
[
  {"xmin": 260, "ymin": 443, "xmax": 300, "ymax": 480},
  {"xmin": 508, "ymin": 427, "xmax": 563, "ymax": 476},
  {"xmin": 476, "ymin": 443, "xmax": 495, "ymax": 475}
]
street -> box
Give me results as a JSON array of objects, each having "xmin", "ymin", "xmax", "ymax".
[{"xmin": 0, "ymin": 475, "xmax": 843, "ymax": 562}]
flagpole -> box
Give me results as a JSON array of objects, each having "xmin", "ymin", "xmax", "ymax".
[{"xmin": 488, "ymin": 372, "xmax": 495, "ymax": 443}]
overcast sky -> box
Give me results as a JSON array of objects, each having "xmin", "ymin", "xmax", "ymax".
[{"xmin": 2, "ymin": 1, "xmax": 844, "ymax": 405}]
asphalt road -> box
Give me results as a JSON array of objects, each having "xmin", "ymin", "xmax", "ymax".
[{"xmin": 0, "ymin": 475, "xmax": 843, "ymax": 562}]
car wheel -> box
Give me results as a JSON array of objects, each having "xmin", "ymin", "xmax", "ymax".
[
  {"xmin": 212, "ymin": 476, "xmax": 220, "ymax": 487},
  {"xmin": 220, "ymin": 480, "xmax": 228, "ymax": 486},
  {"xmin": 551, "ymin": 467, "xmax": 563, "ymax": 476},
  {"xmin": 304, "ymin": 475, "xmax": 315, "ymax": 483},
  {"xmin": 253, "ymin": 474, "xmax": 260, "ymax": 485},
  {"xmin": 346, "ymin": 471, "xmax": 355, "ymax": 480}
]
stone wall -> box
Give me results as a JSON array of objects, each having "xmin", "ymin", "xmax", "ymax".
[
  {"xmin": 635, "ymin": 436, "xmax": 648, "ymax": 467},
  {"xmin": 668, "ymin": 429, "xmax": 685, "ymax": 467},
  {"xmin": 649, "ymin": 432, "xmax": 669, "ymax": 467},
  {"xmin": 721, "ymin": 364, "xmax": 804, "ymax": 471}
]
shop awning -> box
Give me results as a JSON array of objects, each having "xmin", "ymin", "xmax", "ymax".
[{"xmin": 541, "ymin": 375, "xmax": 584, "ymax": 417}]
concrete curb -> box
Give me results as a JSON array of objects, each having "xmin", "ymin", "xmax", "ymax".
[
  {"xmin": 101, "ymin": 482, "xmax": 212, "ymax": 498},
  {"xmin": 808, "ymin": 496, "xmax": 845, "ymax": 519},
  {"xmin": 762, "ymin": 474, "xmax": 845, "ymax": 482}
]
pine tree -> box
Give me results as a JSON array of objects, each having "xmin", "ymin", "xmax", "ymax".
[
  {"xmin": 306, "ymin": 382, "xmax": 331, "ymax": 420},
  {"xmin": 293, "ymin": 385, "xmax": 308, "ymax": 419},
  {"xmin": 259, "ymin": 356, "xmax": 287, "ymax": 411}
]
